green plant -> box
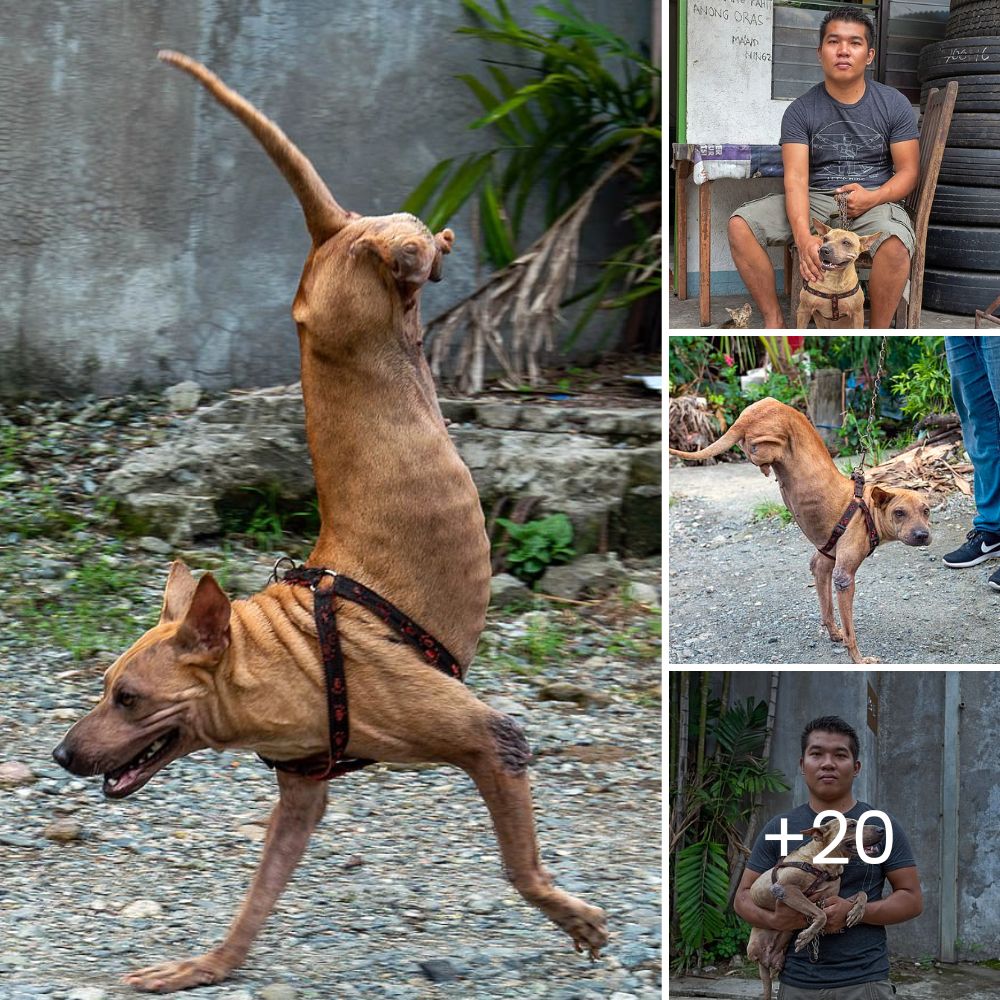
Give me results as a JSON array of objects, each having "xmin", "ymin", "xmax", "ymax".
[
  {"xmin": 405, "ymin": 0, "xmax": 660, "ymax": 391},
  {"xmin": 891, "ymin": 337, "xmax": 951, "ymax": 420},
  {"xmin": 751, "ymin": 501, "xmax": 792, "ymax": 524},
  {"xmin": 495, "ymin": 512, "xmax": 575, "ymax": 582},
  {"xmin": 837, "ymin": 408, "xmax": 888, "ymax": 460},
  {"xmin": 670, "ymin": 682, "xmax": 790, "ymax": 972},
  {"xmin": 216, "ymin": 486, "xmax": 321, "ymax": 552}
]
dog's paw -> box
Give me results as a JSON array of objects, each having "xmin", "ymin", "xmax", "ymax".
[
  {"xmin": 845, "ymin": 893, "xmax": 867, "ymax": 928},
  {"xmin": 554, "ymin": 900, "xmax": 609, "ymax": 960},
  {"xmin": 122, "ymin": 952, "xmax": 232, "ymax": 993},
  {"xmin": 859, "ymin": 656, "xmax": 881, "ymax": 664}
]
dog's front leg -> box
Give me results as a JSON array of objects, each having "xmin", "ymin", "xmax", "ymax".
[
  {"xmin": 832, "ymin": 562, "xmax": 878, "ymax": 664},
  {"xmin": 461, "ymin": 716, "xmax": 608, "ymax": 959},
  {"xmin": 809, "ymin": 551, "xmax": 843, "ymax": 643},
  {"xmin": 123, "ymin": 770, "xmax": 327, "ymax": 993}
]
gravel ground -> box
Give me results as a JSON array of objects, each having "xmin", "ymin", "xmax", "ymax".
[
  {"xmin": 0, "ymin": 393, "xmax": 662, "ymax": 1000},
  {"xmin": 668, "ymin": 458, "xmax": 998, "ymax": 665}
]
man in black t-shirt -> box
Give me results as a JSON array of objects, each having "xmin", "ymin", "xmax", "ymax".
[
  {"xmin": 728, "ymin": 7, "xmax": 920, "ymax": 329},
  {"xmin": 733, "ymin": 716, "xmax": 923, "ymax": 1000}
]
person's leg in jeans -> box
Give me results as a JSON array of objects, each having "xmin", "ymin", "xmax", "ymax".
[{"xmin": 943, "ymin": 336, "xmax": 1000, "ymax": 570}]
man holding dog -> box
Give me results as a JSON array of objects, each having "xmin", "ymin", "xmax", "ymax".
[
  {"xmin": 734, "ymin": 716, "xmax": 923, "ymax": 999},
  {"xmin": 728, "ymin": 7, "xmax": 919, "ymax": 329}
]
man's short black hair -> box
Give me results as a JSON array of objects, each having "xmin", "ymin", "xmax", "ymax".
[
  {"xmin": 819, "ymin": 7, "xmax": 875, "ymax": 50},
  {"xmin": 801, "ymin": 715, "xmax": 860, "ymax": 761}
]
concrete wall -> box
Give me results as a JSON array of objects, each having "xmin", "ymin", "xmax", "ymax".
[
  {"xmin": 722, "ymin": 670, "xmax": 1000, "ymax": 961},
  {"xmin": 0, "ymin": 0, "xmax": 651, "ymax": 398}
]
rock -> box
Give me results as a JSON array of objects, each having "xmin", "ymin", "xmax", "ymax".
[
  {"xmin": 0, "ymin": 761, "xmax": 36, "ymax": 787},
  {"xmin": 67, "ymin": 990, "xmax": 108, "ymax": 1000},
  {"xmin": 259, "ymin": 986, "xmax": 299, "ymax": 1000},
  {"xmin": 489, "ymin": 573, "xmax": 532, "ymax": 608},
  {"xmin": 120, "ymin": 899, "xmax": 163, "ymax": 920},
  {"xmin": 626, "ymin": 581, "xmax": 660, "ymax": 606},
  {"xmin": 138, "ymin": 535, "xmax": 172, "ymax": 555},
  {"xmin": 0, "ymin": 832, "xmax": 43, "ymax": 849},
  {"xmin": 103, "ymin": 388, "xmax": 660, "ymax": 553},
  {"xmin": 163, "ymin": 381, "xmax": 203, "ymax": 412},
  {"xmin": 537, "ymin": 682, "xmax": 612, "ymax": 707},
  {"xmin": 44, "ymin": 818, "xmax": 83, "ymax": 842},
  {"xmin": 418, "ymin": 959, "xmax": 460, "ymax": 983},
  {"xmin": 485, "ymin": 696, "xmax": 528, "ymax": 717},
  {"xmin": 537, "ymin": 553, "xmax": 627, "ymax": 599}
]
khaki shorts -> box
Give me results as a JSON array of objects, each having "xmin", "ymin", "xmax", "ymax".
[
  {"xmin": 732, "ymin": 189, "xmax": 915, "ymax": 258},
  {"xmin": 777, "ymin": 980, "xmax": 897, "ymax": 1000}
]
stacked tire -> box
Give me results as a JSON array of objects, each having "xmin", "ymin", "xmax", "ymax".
[{"xmin": 918, "ymin": 1, "xmax": 1000, "ymax": 316}]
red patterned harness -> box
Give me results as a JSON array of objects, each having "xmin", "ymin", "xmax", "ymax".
[
  {"xmin": 818, "ymin": 471, "xmax": 880, "ymax": 561},
  {"xmin": 258, "ymin": 560, "xmax": 462, "ymax": 780}
]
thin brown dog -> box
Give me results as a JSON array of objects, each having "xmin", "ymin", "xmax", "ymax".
[
  {"xmin": 747, "ymin": 817, "xmax": 883, "ymax": 1000},
  {"xmin": 669, "ymin": 397, "xmax": 931, "ymax": 663},
  {"xmin": 796, "ymin": 220, "xmax": 881, "ymax": 330},
  {"xmin": 53, "ymin": 52, "xmax": 607, "ymax": 993}
]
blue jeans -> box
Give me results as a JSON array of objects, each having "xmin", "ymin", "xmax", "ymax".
[{"xmin": 945, "ymin": 336, "xmax": 1000, "ymax": 534}]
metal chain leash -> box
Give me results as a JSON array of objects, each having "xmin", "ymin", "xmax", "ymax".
[
  {"xmin": 856, "ymin": 335, "xmax": 888, "ymax": 474},
  {"xmin": 836, "ymin": 190, "xmax": 850, "ymax": 230}
]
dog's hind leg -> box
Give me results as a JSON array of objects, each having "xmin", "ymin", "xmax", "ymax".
[
  {"xmin": 452, "ymin": 711, "xmax": 609, "ymax": 959},
  {"xmin": 122, "ymin": 770, "xmax": 328, "ymax": 993}
]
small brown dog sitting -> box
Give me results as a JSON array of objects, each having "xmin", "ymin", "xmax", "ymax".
[
  {"xmin": 796, "ymin": 219, "xmax": 881, "ymax": 329},
  {"xmin": 747, "ymin": 817, "xmax": 884, "ymax": 1000}
]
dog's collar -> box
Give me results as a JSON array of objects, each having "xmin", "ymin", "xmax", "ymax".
[
  {"xmin": 802, "ymin": 280, "xmax": 861, "ymax": 321},
  {"xmin": 258, "ymin": 559, "xmax": 462, "ymax": 781},
  {"xmin": 818, "ymin": 470, "xmax": 879, "ymax": 561}
]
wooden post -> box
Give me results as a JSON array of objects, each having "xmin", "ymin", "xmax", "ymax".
[
  {"xmin": 676, "ymin": 160, "xmax": 689, "ymax": 301},
  {"xmin": 809, "ymin": 368, "xmax": 846, "ymax": 453}
]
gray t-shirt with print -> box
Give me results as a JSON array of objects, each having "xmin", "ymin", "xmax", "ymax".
[{"xmin": 780, "ymin": 80, "xmax": 919, "ymax": 190}]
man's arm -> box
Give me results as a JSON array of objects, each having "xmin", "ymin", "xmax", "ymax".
[
  {"xmin": 838, "ymin": 139, "xmax": 920, "ymax": 218},
  {"xmin": 782, "ymin": 142, "xmax": 822, "ymax": 282},
  {"xmin": 862, "ymin": 865, "xmax": 923, "ymax": 925}
]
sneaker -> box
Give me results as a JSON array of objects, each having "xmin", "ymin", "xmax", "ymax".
[
  {"xmin": 943, "ymin": 528, "xmax": 1000, "ymax": 568},
  {"xmin": 990, "ymin": 568, "xmax": 1000, "ymax": 592}
]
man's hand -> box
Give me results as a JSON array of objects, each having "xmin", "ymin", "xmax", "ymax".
[
  {"xmin": 835, "ymin": 183, "xmax": 879, "ymax": 219},
  {"xmin": 814, "ymin": 895, "xmax": 857, "ymax": 933},
  {"xmin": 796, "ymin": 234, "xmax": 824, "ymax": 283}
]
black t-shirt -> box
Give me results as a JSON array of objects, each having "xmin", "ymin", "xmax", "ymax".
[
  {"xmin": 780, "ymin": 81, "xmax": 919, "ymax": 190},
  {"xmin": 746, "ymin": 800, "xmax": 916, "ymax": 988}
]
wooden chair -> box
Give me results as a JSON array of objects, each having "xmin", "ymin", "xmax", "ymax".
[{"xmin": 784, "ymin": 80, "xmax": 958, "ymax": 329}]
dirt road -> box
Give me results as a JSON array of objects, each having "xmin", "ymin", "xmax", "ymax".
[{"xmin": 667, "ymin": 459, "xmax": 999, "ymax": 665}]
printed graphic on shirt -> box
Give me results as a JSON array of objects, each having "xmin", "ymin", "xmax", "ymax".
[{"xmin": 812, "ymin": 121, "xmax": 887, "ymax": 186}]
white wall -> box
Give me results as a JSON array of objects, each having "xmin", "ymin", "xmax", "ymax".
[{"xmin": 682, "ymin": 0, "xmax": 794, "ymax": 292}]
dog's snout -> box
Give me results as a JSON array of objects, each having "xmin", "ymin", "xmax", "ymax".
[
  {"xmin": 52, "ymin": 741, "xmax": 75, "ymax": 772},
  {"xmin": 913, "ymin": 529, "xmax": 930, "ymax": 544}
]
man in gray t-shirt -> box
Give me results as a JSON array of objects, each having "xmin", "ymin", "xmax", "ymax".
[
  {"xmin": 728, "ymin": 6, "xmax": 920, "ymax": 329},
  {"xmin": 733, "ymin": 716, "xmax": 923, "ymax": 1000}
]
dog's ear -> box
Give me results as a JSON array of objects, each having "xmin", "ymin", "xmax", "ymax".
[
  {"xmin": 812, "ymin": 218, "xmax": 831, "ymax": 236},
  {"xmin": 858, "ymin": 231, "xmax": 882, "ymax": 253},
  {"xmin": 173, "ymin": 573, "xmax": 231, "ymax": 663},
  {"xmin": 430, "ymin": 228, "xmax": 454, "ymax": 282},
  {"xmin": 159, "ymin": 560, "xmax": 198, "ymax": 625},
  {"xmin": 871, "ymin": 485, "xmax": 895, "ymax": 509}
]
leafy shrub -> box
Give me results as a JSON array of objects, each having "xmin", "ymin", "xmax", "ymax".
[{"xmin": 495, "ymin": 513, "xmax": 575, "ymax": 582}]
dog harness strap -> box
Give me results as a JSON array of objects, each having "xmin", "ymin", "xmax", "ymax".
[
  {"xmin": 818, "ymin": 471, "xmax": 880, "ymax": 561},
  {"xmin": 802, "ymin": 281, "xmax": 861, "ymax": 323},
  {"xmin": 258, "ymin": 564, "xmax": 462, "ymax": 781},
  {"xmin": 772, "ymin": 860, "xmax": 837, "ymax": 897}
]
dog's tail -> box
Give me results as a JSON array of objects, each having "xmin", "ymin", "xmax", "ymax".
[
  {"xmin": 668, "ymin": 419, "xmax": 746, "ymax": 460},
  {"xmin": 158, "ymin": 50, "xmax": 352, "ymax": 245}
]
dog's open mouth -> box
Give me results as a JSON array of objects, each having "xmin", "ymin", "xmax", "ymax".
[
  {"xmin": 103, "ymin": 729, "xmax": 181, "ymax": 798},
  {"xmin": 821, "ymin": 260, "xmax": 848, "ymax": 271}
]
